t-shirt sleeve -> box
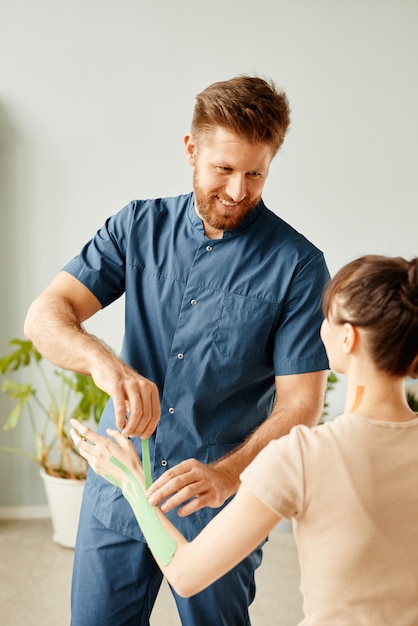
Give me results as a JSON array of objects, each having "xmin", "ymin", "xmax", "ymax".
[
  {"xmin": 273, "ymin": 251, "xmax": 329, "ymax": 375},
  {"xmin": 63, "ymin": 202, "xmax": 135, "ymax": 307},
  {"xmin": 240, "ymin": 426, "xmax": 308, "ymax": 520}
]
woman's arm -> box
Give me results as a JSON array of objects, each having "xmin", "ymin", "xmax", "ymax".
[
  {"xmin": 70, "ymin": 420, "xmax": 281, "ymax": 597},
  {"xmin": 163, "ymin": 481, "xmax": 281, "ymax": 596}
]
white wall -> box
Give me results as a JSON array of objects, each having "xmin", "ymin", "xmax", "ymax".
[{"xmin": 1, "ymin": 0, "xmax": 417, "ymax": 507}]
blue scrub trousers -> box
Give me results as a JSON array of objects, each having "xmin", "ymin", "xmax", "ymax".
[{"xmin": 71, "ymin": 502, "xmax": 264, "ymax": 626}]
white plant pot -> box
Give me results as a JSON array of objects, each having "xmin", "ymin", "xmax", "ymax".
[{"xmin": 40, "ymin": 468, "xmax": 85, "ymax": 549}]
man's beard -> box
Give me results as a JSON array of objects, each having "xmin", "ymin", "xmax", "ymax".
[{"xmin": 193, "ymin": 170, "xmax": 260, "ymax": 232}]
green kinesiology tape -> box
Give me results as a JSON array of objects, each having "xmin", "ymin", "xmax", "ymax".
[
  {"xmin": 141, "ymin": 438, "xmax": 152, "ymax": 490},
  {"xmin": 104, "ymin": 455, "xmax": 177, "ymax": 566}
]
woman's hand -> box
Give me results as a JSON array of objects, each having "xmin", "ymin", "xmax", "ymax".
[{"xmin": 70, "ymin": 418, "xmax": 144, "ymax": 488}]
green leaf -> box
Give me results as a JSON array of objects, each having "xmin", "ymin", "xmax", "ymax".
[
  {"xmin": 3, "ymin": 402, "xmax": 25, "ymax": 430},
  {"xmin": 321, "ymin": 371, "xmax": 339, "ymax": 421},
  {"xmin": 327, "ymin": 371, "xmax": 338, "ymax": 385},
  {"xmin": 0, "ymin": 339, "xmax": 42, "ymax": 374},
  {"xmin": 70, "ymin": 373, "xmax": 109, "ymax": 423},
  {"xmin": 1, "ymin": 380, "xmax": 36, "ymax": 430},
  {"xmin": 407, "ymin": 391, "xmax": 418, "ymax": 412},
  {"xmin": 1, "ymin": 379, "xmax": 36, "ymax": 400}
]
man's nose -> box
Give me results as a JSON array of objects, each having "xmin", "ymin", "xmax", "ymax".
[{"xmin": 225, "ymin": 174, "xmax": 246, "ymax": 202}]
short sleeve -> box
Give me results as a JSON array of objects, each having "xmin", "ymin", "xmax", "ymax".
[
  {"xmin": 63, "ymin": 202, "xmax": 135, "ymax": 307},
  {"xmin": 273, "ymin": 252, "xmax": 329, "ymax": 375},
  {"xmin": 240, "ymin": 426, "xmax": 308, "ymax": 519}
]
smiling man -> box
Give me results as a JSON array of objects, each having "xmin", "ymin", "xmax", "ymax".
[
  {"xmin": 24, "ymin": 76, "xmax": 330, "ymax": 626},
  {"xmin": 188, "ymin": 126, "xmax": 273, "ymax": 236}
]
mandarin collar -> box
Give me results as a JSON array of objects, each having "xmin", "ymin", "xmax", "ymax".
[{"xmin": 187, "ymin": 194, "xmax": 265, "ymax": 239}]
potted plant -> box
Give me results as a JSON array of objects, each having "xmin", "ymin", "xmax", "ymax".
[
  {"xmin": 406, "ymin": 379, "xmax": 418, "ymax": 412},
  {"xmin": 321, "ymin": 370, "xmax": 339, "ymax": 422},
  {"xmin": 0, "ymin": 338, "xmax": 109, "ymax": 547}
]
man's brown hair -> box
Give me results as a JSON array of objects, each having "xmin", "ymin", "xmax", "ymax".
[{"xmin": 191, "ymin": 75, "xmax": 291, "ymax": 156}]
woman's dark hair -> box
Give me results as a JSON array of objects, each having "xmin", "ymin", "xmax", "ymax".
[
  {"xmin": 323, "ymin": 255, "xmax": 418, "ymax": 377},
  {"xmin": 191, "ymin": 75, "xmax": 291, "ymax": 156}
]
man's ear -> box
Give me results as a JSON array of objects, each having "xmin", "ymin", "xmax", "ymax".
[{"xmin": 184, "ymin": 133, "xmax": 197, "ymax": 165}]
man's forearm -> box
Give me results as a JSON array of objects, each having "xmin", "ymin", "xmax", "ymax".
[
  {"xmin": 24, "ymin": 293, "xmax": 114, "ymax": 375},
  {"xmin": 212, "ymin": 386, "xmax": 325, "ymax": 498},
  {"xmin": 24, "ymin": 272, "xmax": 160, "ymax": 437}
]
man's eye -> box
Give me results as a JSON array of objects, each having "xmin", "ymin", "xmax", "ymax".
[{"xmin": 248, "ymin": 172, "xmax": 261, "ymax": 178}]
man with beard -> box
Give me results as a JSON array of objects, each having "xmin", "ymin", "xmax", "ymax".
[{"xmin": 24, "ymin": 76, "xmax": 330, "ymax": 626}]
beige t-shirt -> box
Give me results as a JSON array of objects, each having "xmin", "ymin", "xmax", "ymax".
[{"xmin": 240, "ymin": 413, "xmax": 418, "ymax": 625}]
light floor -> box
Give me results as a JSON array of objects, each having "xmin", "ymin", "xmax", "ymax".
[{"xmin": 0, "ymin": 519, "xmax": 303, "ymax": 625}]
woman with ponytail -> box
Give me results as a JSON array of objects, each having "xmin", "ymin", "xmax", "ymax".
[{"xmin": 72, "ymin": 254, "xmax": 418, "ymax": 625}]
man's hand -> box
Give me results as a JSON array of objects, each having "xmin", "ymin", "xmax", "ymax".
[
  {"xmin": 146, "ymin": 459, "xmax": 236, "ymax": 516},
  {"xmin": 90, "ymin": 359, "xmax": 160, "ymax": 438}
]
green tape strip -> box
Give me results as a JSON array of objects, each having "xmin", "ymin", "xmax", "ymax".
[
  {"xmin": 142, "ymin": 438, "xmax": 152, "ymax": 489},
  {"xmin": 104, "ymin": 456, "xmax": 177, "ymax": 566}
]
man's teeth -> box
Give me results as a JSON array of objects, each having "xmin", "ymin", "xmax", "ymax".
[{"xmin": 218, "ymin": 198, "xmax": 238, "ymax": 207}]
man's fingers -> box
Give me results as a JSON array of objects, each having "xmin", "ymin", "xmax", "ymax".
[
  {"xmin": 147, "ymin": 458, "xmax": 229, "ymax": 514},
  {"xmin": 113, "ymin": 393, "xmax": 130, "ymax": 431},
  {"xmin": 91, "ymin": 362, "xmax": 160, "ymax": 437},
  {"xmin": 177, "ymin": 494, "xmax": 212, "ymax": 517},
  {"xmin": 120, "ymin": 379, "xmax": 160, "ymax": 438},
  {"xmin": 160, "ymin": 483, "xmax": 202, "ymax": 512},
  {"xmin": 147, "ymin": 460, "xmax": 206, "ymax": 509},
  {"xmin": 147, "ymin": 461, "xmax": 194, "ymax": 496}
]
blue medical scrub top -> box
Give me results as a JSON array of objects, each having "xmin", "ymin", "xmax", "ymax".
[{"xmin": 63, "ymin": 192, "xmax": 330, "ymax": 540}]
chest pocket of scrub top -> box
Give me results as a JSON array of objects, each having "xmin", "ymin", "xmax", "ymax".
[{"xmin": 214, "ymin": 292, "xmax": 278, "ymax": 362}]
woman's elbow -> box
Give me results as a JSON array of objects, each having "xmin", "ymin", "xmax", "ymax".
[{"xmin": 167, "ymin": 570, "xmax": 206, "ymax": 598}]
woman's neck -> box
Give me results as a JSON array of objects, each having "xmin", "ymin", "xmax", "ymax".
[{"xmin": 344, "ymin": 373, "xmax": 416, "ymax": 422}]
